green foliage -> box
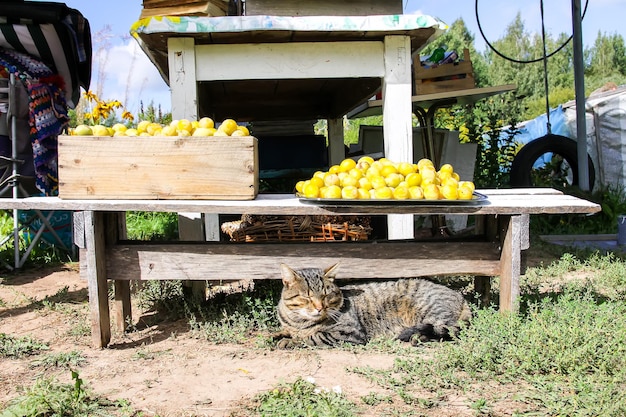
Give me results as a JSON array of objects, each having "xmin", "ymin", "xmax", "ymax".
[
  {"xmin": 449, "ymin": 96, "xmax": 520, "ymax": 188},
  {"xmin": 30, "ymin": 351, "xmax": 87, "ymax": 370},
  {"xmin": 138, "ymin": 100, "xmax": 172, "ymax": 125},
  {"xmin": 0, "ymin": 334, "xmax": 48, "ymax": 358},
  {"xmin": 189, "ymin": 280, "xmax": 282, "ymax": 345},
  {"xmin": 523, "ymin": 86, "xmax": 576, "ymax": 120},
  {"xmin": 1, "ymin": 371, "xmax": 132, "ymax": 417},
  {"xmin": 0, "ymin": 212, "xmax": 74, "ymax": 269},
  {"xmin": 252, "ymin": 377, "xmax": 357, "ymax": 417},
  {"xmin": 136, "ymin": 280, "xmax": 187, "ymax": 318},
  {"xmin": 349, "ymin": 253, "xmax": 626, "ymax": 416},
  {"xmin": 125, "ymin": 211, "xmax": 179, "ymax": 241},
  {"xmin": 530, "ymin": 184, "xmax": 626, "ymax": 235}
]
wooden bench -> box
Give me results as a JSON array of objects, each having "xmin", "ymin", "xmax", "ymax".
[{"xmin": 0, "ymin": 188, "xmax": 600, "ymax": 348}]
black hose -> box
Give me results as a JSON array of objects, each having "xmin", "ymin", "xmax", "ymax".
[{"xmin": 474, "ymin": 0, "xmax": 589, "ymax": 64}]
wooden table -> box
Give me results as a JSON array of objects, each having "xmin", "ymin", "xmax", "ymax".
[
  {"xmin": 0, "ymin": 189, "xmax": 600, "ymax": 348},
  {"xmin": 131, "ymin": 13, "xmax": 447, "ymax": 167},
  {"xmin": 347, "ymin": 84, "xmax": 518, "ymax": 167}
]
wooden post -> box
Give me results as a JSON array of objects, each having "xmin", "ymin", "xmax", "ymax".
[
  {"xmin": 83, "ymin": 211, "xmax": 111, "ymax": 348},
  {"xmin": 169, "ymin": 36, "xmax": 209, "ymax": 300},
  {"xmin": 327, "ymin": 117, "xmax": 345, "ymax": 165},
  {"xmin": 499, "ymin": 215, "xmax": 522, "ymax": 312},
  {"xmin": 382, "ymin": 35, "xmax": 413, "ymax": 239},
  {"xmin": 110, "ymin": 212, "xmax": 131, "ymax": 333}
]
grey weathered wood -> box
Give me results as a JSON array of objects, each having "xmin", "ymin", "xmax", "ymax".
[
  {"xmin": 244, "ymin": 0, "xmax": 403, "ymax": 16},
  {"xmin": 0, "ymin": 191, "xmax": 601, "ymax": 216},
  {"xmin": 72, "ymin": 211, "xmax": 85, "ymax": 249},
  {"xmin": 108, "ymin": 212, "xmax": 131, "ymax": 334},
  {"xmin": 95, "ymin": 241, "xmax": 502, "ymax": 282},
  {"xmin": 7, "ymin": 189, "xmax": 601, "ymax": 348},
  {"xmin": 499, "ymin": 215, "xmax": 522, "ymax": 312},
  {"xmin": 83, "ymin": 211, "xmax": 111, "ymax": 348}
]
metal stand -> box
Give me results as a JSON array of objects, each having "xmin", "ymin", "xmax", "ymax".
[{"xmin": 0, "ymin": 74, "xmax": 70, "ymax": 269}]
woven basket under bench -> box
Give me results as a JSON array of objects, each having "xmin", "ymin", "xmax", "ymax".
[{"xmin": 221, "ymin": 214, "xmax": 372, "ymax": 242}]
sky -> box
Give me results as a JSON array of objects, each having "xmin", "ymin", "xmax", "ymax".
[{"xmin": 32, "ymin": 0, "xmax": 626, "ymax": 116}]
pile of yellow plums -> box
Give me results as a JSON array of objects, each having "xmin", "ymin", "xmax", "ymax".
[
  {"xmin": 70, "ymin": 117, "xmax": 250, "ymax": 138},
  {"xmin": 295, "ymin": 156, "xmax": 476, "ymax": 201}
]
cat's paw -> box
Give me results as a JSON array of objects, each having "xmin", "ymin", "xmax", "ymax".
[{"xmin": 276, "ymin": 337, "xmax": 297, "ymax": 349}]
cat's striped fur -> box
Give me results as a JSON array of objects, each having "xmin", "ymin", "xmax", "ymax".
[{"xmin": 275, "ymin": 263, "xmax": 472, "ymax": 348}]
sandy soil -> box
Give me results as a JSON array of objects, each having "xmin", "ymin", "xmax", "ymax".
[{"xmin": 0, "ymin": 264, "xmax": 421, "ymax": 416}]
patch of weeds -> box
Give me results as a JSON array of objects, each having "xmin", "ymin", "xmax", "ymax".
[
  {"xmin": 136, "ymin": 280, "xmax": 188, "ymax": 320},
  {"xmin": 30, "ymin": 351, "xmax": 86, "ymax": 370},
  {"xmin": 66, "ymin": 318, "xmax": 91, "ymax": 338},
  {"xmin": 251, "ymin": 377, "xmax": 358, "ymax": 417},
  {"xmin": 352, "ymin": 283, "xmax": 626, "ymax": 416},
  {"xmin": 522, "ymin": 252, "xmax": 626, "ymax": 302},
  {"xmin": 0, "ymin": 333, "xmax": 48, "ymax": 358},
  {"xmin": 33, "ymin": 286, "xmax": 72, "ymax": 311},
  {"xmin": 361, "ymin": 392, "xmax": 393, "ymax": 406},
  {"xmin": 131, "ymin": 346, "xmax": 171, "ymax": 361},
  {"xmin": 189, "ymin": 280, "xmax": 281, "ymax": 344},
  {"xmin": 470, "ymin": 398, "xmax": 491, "ymax": 415},
  {"xmin": 1, "ymin": 370, "xmax": 134, "ymax": 417},
  {"xmin": 342, "ymin": 336, "xmax": 417, "ymax": 356}
]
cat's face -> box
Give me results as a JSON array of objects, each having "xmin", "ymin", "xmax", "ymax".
[{"xmin": 280, "ymin": 263, "xmax": 343, "ymax": 321}]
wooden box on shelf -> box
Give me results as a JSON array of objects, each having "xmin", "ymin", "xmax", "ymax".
[
  {"xmin": 244, "ymin": 0, "xmax": 402, "ymax": 16},
  {"xmin": 139, "ymin": 0, "xmax": 229, "ymax": 18},
  {"xmin": 58, "ymin": 135, "xmax": 258, "ymax": 200},
  {"xmin": 413, "ymin": 48, "xmax": 475, "ymax": 95}
]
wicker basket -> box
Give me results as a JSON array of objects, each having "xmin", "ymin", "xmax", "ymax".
[{"xmin": 221, "ymin": 214, "xmax": 372, "ymax": 242}]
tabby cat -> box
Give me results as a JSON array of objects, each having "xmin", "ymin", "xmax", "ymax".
[{"xmin": 275, "ymin": 263, "xmax": 471, "ymax": 348}]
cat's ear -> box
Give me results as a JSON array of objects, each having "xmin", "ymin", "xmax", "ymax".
[
  {"xmin": 324, "ymin": 263, "xmax": 340, "ymax": 281},
  {"xmin": 280, "ymin": 263, "xmax": 299, "ymax": 288}
]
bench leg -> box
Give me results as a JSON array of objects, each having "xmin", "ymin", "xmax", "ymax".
[
  {"xmin": 114, "ymin": 281, "xmax": 132, "ymax": 332},
  {"xmin": 499, "ymin": 215, "xmax": 523, "ymax": 312},
  {"xmin": 84, "ymin": 211, "xmax": 111, "ymax": 348},
  {"xmin": 107, "ymin": 212, "xmax": 132, "ymax": 334}
]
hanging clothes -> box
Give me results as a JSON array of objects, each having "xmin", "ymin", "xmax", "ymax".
[{"xmin": 0, "ymin": 48, "xmax": 68, "ymax": 196}]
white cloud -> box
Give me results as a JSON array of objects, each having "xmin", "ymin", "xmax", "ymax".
[{"xmin": 92, "ymin": 39, "xmax": 172, "ymax": 115}]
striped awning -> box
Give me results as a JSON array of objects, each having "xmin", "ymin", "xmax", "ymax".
[{"xmin": 0, "ymin": 1, "xmax": 91, "ymax": 108}]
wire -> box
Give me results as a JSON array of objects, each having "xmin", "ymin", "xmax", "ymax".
[{"xmin": 475, "ymin": 0, "xmax": 589, "ymax": 64}]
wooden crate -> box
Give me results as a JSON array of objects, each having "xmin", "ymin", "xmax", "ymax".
[
  {"xmin": 58, "ymin": 135, "xmax": 258, "ymax": 200},
  {"xmin": 413, "ymin": 49, "xmax": 475, "ymax": 95},
  {"xmin": 244, "ymin": 0, "xmax": 402, "ymax": 16},
  {"xmin": 140, "ymin": 0, "xmax": 229, "ymax": 18}
]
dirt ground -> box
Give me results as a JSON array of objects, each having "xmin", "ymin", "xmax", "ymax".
[
  {"xmin": 0, "ymin": 248, "xmax": 567, "ymax": 417},
  {"xmin": 0, "ymin": 264, "xmax": 434, "ymax": 417}
]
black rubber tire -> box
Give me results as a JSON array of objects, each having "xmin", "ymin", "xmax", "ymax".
[{"xmin": 510, "ymin": 134, "xmax": 595, "ymax": 189}]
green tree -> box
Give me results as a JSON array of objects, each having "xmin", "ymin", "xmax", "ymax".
[{"xmin": 585, "ymin": 32, "xmax": 626, "ymax": 91}]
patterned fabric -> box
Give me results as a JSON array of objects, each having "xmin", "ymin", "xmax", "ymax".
[
  {"xmin": 0, "ymin": 48, "xmax": 68, "ymax": 196},
  {"xmin": 0, "ymin": 2, "xmax": 92, "ymax": 108}
]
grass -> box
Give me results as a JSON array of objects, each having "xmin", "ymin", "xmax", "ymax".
[
  {"xmin": 30, "ymin": 351, "xmax": 87, "ymax": 370},
  {"xmin": 0, "ymin": 371, "xmax": 134, "ymax": 417},
  {"xmin": 0, "ymin": 334, "xmax": 48, "ymax": 358},
  {"xmin": 248, "ymin": 377, "xmax": 358, "ymax": 417},
  {"xmin": 1, "ymin": 255, "xmax": 625, "ymax": 416},
  {"xmin": 0, "ymin": 212, "xmax": 75, "ymax": 269}
]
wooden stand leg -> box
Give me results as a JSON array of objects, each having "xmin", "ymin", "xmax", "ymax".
[
  {"xmin": 474, "ymin": 276, "xmax": 491, "ymax": 307},
  {"xmin": 84, "ymin": 211, "xmax": 111, "ymax": 348},
  {"xmin": 108, "ymin": 212, "xmax": 131, "ymax": 333},
  {"xmin": 114, "ymin": 281, "xmax": 132, "ymax": 332},
  {"xmin": 499, "ymin": 215, "xmax": 522, "ymax": 313}
]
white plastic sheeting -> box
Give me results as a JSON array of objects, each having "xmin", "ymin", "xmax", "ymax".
[{"xmin": 563, "ymin": 85, "xmax": 626, "ymax": 191}]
